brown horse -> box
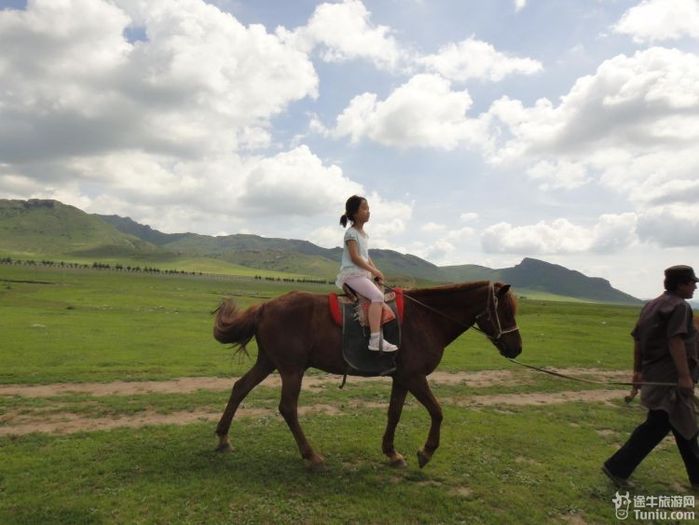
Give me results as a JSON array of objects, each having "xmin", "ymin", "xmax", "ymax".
[{"xmin": 213, "ymin": 280, "xmax": 522, "ymax": 469}]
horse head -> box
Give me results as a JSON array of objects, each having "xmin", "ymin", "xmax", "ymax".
[{"xmin": 474, "ymin": 283, "xmax": 522, "ymax": 358}]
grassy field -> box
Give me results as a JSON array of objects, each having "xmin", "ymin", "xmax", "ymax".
[
  {"xmin": 1, "ymin": 264, "xmax": 695, "ymax": 524},
  {"xmin": 0, "ymin": 264, "xmax": 639, "ymax": 384}
]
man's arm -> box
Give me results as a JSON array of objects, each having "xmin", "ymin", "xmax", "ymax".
[
  {"xmin": 669, "ymin": 335, "xmax": 694, "ymax": 395},
  {"xmin": 632, "ymin": 340, "xmax": 642, "ymax": 387}
]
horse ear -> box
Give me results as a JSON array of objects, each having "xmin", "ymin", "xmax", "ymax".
[{"xmin": 497, "ymin": 284, "xmax": 511, "ymax": 298}]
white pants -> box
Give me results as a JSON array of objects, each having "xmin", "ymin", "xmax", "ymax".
[{"xmin": 344, "ymin": 276, "xmax": 384, "ymax": 303}]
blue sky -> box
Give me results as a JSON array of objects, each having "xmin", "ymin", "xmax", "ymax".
[{"xmin": 1, "ymin": 0, "xmax": 699, "ymax": 298}]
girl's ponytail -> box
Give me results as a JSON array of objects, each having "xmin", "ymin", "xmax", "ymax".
[{"xmin": 339, "ymin": 214, "xmax": 348, "ymax": 227}]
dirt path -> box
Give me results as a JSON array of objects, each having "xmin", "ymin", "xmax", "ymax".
[
  {"xmin": 0, "ymin": 369, "xmax": 626, "ymax": 437},
  {"xmin": 0, "ymin": 388, "xmax": 629, "ymax": 437},
  {"xmin": 0, "ymin": 368, "xmax": 627, "ymax": 398},
  {"xmin": 0, "ymin": 368, "xmax": 632, "ymax": 436}
]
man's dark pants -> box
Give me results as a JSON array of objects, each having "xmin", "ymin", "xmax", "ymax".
[{"xmin": 604, "ymin": 409, "xmax": 699, "ymax": 485}]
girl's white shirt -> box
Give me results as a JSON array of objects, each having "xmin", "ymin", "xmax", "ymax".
[{"xmin": 335, "ymin": 226, "xmax": 371, "ymax": 288}]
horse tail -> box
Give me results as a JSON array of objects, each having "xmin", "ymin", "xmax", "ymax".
[{"xmin": 213, "ymin": 299, "xmax": 261, "ymax": 355}]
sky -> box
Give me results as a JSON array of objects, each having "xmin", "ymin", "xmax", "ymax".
[{"xmin": 1, "ymin": 0, "xmax": 699, "ymax": 299}]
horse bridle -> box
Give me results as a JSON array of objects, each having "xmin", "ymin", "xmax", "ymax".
[
  {"xmin": 474, "ymin": 282, "xmax": 520, "ymax": 342},
  {"xmin": 385, "ymin": 281, "xmax": 519, "ymax": 342}
]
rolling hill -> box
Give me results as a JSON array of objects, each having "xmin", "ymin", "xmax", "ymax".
[
  {"xmin": 0, "ymin": 198, "xmax": 641, "ymax": 304},
  {"xmin": 0, "ymin": 199, "xmax": 164, "ymax": 258}
]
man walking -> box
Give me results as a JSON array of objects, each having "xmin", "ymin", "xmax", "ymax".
[{"xmin": 603, "ymin": 265, "xmax": 699, "ymax": 488}]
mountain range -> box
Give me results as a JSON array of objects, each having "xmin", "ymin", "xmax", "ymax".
[{"xmin": 0, "ymin": 198, "xmax": 641, "ymax": 304}]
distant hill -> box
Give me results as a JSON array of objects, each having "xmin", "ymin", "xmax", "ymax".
[
  {"xmin": 433, "ymin": 259, "xmax": 640, "ymax": 304},
  {"xmin": 0, "ymin": 198, "xmax": 641, "ymax": 304},
  {"xmin": 0, "ymin": 199, "xmax": 164, "ymax": 258},
  {"xmin": 502, "ymin": 258, "xmax": 639, "ymax": 304}
]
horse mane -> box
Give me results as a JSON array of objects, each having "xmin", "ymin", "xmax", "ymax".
[{"xmin": 406, "ymin": 281, "xmax": 518, "ymax": 314}]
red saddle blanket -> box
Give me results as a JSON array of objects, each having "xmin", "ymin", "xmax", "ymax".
[{"xmin": 328, "ymin": 288, "xmax": 404, "ymax": 327}]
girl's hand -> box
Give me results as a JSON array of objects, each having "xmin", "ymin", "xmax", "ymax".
[{"xmin": 373, "ymin": 270, "xmax": 384, "ymax": 283}]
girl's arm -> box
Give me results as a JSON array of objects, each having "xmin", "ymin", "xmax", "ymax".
[
  {"xmin": 347, "ymin": 241, "xmax": 383, "ymax": 280},
  {"xmin": 367, "ymin": 256, "xmax": 384, "ymax": 283}
]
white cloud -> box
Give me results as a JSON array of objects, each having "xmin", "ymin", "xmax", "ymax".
[
  {"xmin": 488, "ymin": 47, "xmax": 699, "ymax": 161},
  {"xmin": 308, "ymin": 225, "xmax": 344, "ymax": 249},
  {"xmin": 423, "ymin": 239, "xmax": 458, "ymax": 261},
  {"xmin": 614, "ymin": 0, "xmax": 699, "ymax": 43},
  {"xmin": 418, "ymin": 37, "xmax": 542, "ymax": 83},
  {"xmin": 0, "ymin": 0, "xmax": 318, "ymax": 165},
  {"xmin": 242, "ymin": 145, "xmax": 361, "ymax": 216},
  {"xmin": 485, "ymin": 47, "xmax": 699, "ymax": 233},
  {"xmin": 592, "ymin": 213, "xmax": 639, "ymax": 253},
  {"xmin": 514, "ymin": 0, "xmax": 527, "ymax": 12},
  {"xmin": 460, "ymin": 212, "xmax": 479, "ymax": 222},
  {"xmin": 481, "ymin": 214, "xmax": 637, "ymax": 255},
  {"xmin": 526, "ymin": 160, "xmax": 589, "ymax": 190},
  {"xmin": 0, "ymin": 0, "xmax": 418, "ymax": 239},
  {"xmin": 482, "ymin": 219, "xmax": 589, "ymax": 254},
  {"xmin": 279, "ymin": 0, "xmax": 408, "ymax": 72},
  {"xmin": 332, "ymin": 74, "xmax": 490, "ymax": 150},
  {"xmin": 0, "ymin": 0, "xmax": 381, "ymax": 235},
  {"xmin": 421, "ymin": 222, "xmax": 446, "ymax": 232},
  {"xmin": 411, "ymin": 225, "xmax": 476, "ymax": 265},
  {"xmin": 445, "ymin": 226, "xmax": 476, "ymax": 242},
  {"xmin": 365, "ymin": 192, "xmax": 414, "ymax": 242},
  {"xmin": 637, "ymin": 205, "xmax": 699, "ymax": 247}
]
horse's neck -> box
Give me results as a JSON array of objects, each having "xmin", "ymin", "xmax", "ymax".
[{"xmin": 410, "ymin": 283, "xmax": 490, "ymax": 345}]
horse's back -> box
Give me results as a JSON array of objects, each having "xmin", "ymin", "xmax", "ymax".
[{"xmin": 255, "ymin": 291, "xmax": 344, "ymax": 373}]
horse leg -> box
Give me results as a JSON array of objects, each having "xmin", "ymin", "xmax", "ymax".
[
  {"xmin": 215, "ymin": 355, "xmax": 274, "ymax": 452},
  {"xmin": 382, "ymin": 378, "xmax": 409, "ymax": 467},
  {"xmin": 407, "ymin": 375, "xmax": 443, "ymax": 468},
  {"xmin": 278, "ymin": 369, "xmax": 324, "ymax": 470}
]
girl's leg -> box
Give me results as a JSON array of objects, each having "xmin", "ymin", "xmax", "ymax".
[
  {"xmin": 344, "ymin": 276, "xmax": 397, "ymax": 351},
  {"xmin": 368, "ymin": 302, "xmax": 382, "ymax": 333}
]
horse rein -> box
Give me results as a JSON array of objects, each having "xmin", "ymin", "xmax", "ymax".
[{"xmin": 383, "ymin": 282, "xmax": 519, "ymax": 342}]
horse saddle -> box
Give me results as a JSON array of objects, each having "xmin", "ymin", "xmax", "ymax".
[{"xmin": 328, "ymin": 286, "xmax": 404, "ymax": 377}]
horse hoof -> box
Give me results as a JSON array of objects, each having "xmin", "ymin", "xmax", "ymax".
[
  {"xmin": 389, "ymin": 457, "xmax": 408, "ymax": 468},
  {"xmin": 215, "ymin": 442, "xmax": 233, "ymax": 453},
  {"xmin": 215, "ymin": 437, "xmax": 233, "ymax": 453},
  {"xmin": 304, "ymin": 455, "xmax": 326, "ymax": 472},
  {"xmin": 417, "ymin": 449, "xmax": 431, "ymax": 468}
]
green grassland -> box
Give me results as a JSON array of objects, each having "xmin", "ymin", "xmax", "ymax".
[
  {"xmin": 0, "ymin": 264, "xmax": 639, "ymax": 384},
  {"xmin": 4, "ymin": 404, "xmax": 691, "ymax": 525},
  {"xmin": 0, "ymin": 264, "xmax": 331, "ymax": 384},
  {"xmin": 3, "ymin": 264, "xmax": 693, "ymax": 525}
]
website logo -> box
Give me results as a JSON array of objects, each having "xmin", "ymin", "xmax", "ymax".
[{"xmin": 612, "ymin": 491, "xmax": 631, "ymax": 520}]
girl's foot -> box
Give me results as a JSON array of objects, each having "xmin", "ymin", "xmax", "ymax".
[{"xmin": 368, "ymin": 337, "xmax": 398, "ymax": 352}]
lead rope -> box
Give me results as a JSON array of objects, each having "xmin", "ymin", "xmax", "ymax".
[
  {"xmin": 389, "ymin": 284, "xmax": 693, "ymax": 406},
  {"xmin": 507, "ymin": 358, "xmax": 699, "ymax": 412},
  {"xmin": 506, "ymin": 358, "xmax": 676, "ymax": 388}
]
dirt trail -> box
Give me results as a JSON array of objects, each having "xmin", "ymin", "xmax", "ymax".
[
  {"xmin": 0, "ymin": 368, "xmax": 632, "ymax": 436},
  {"xmin": 0, "ymin": 388, "xmax": 628, "ymax": 437},
  {"xmin": 0, "ymin": 368, "xmax": 627, "ymax": 398},
  {"xmin": 0, "ymin": 405, "xmax": 342, "ymax": 437}
]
